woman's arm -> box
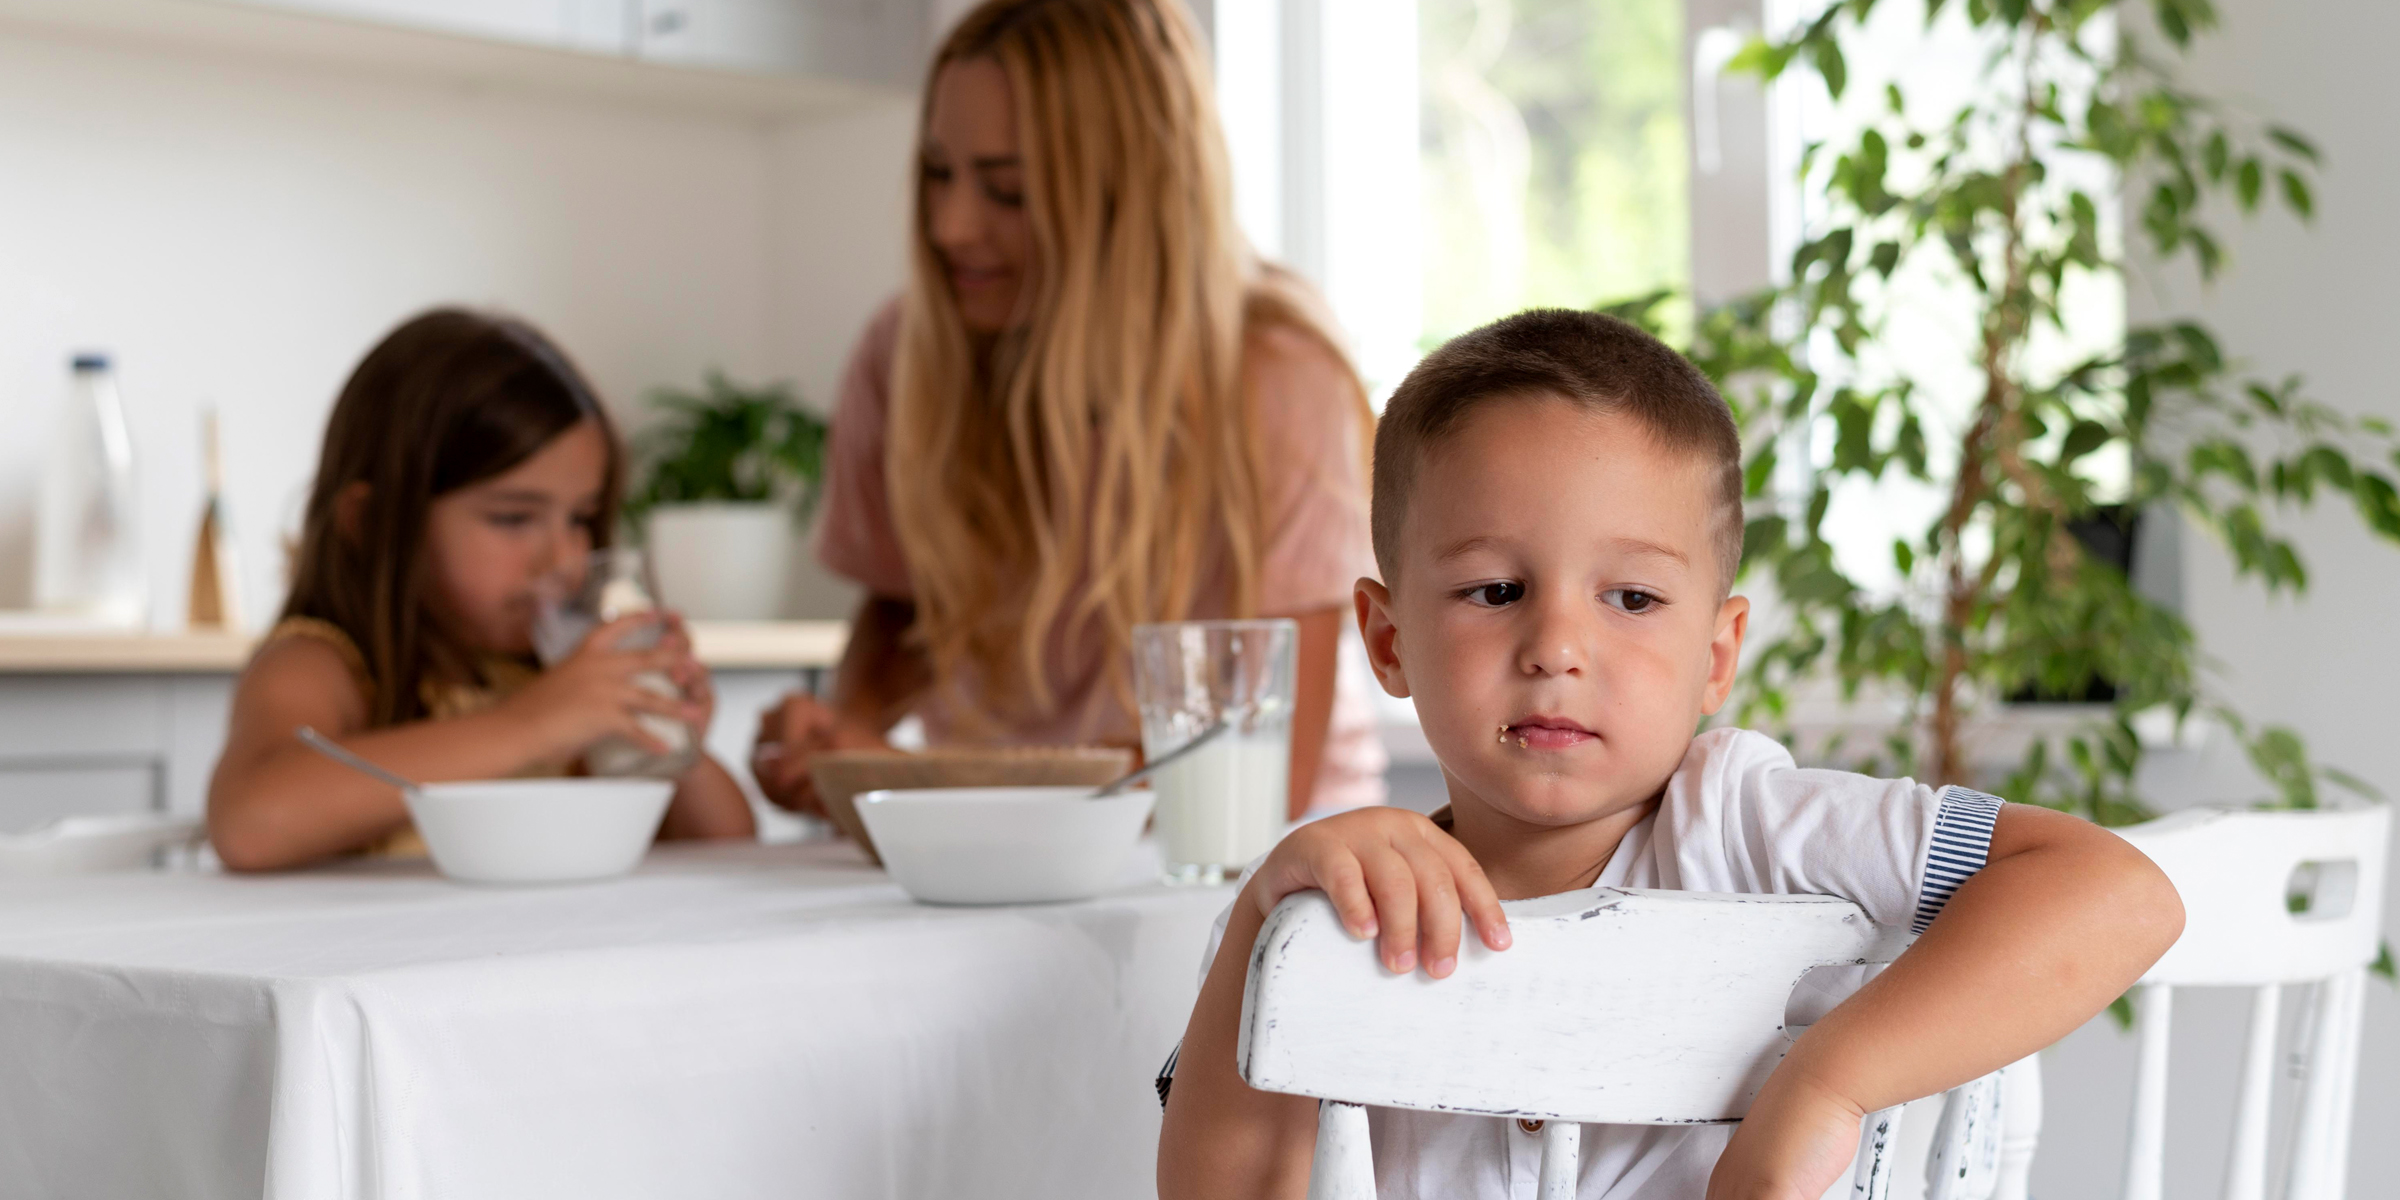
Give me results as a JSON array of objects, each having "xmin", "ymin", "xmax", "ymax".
[
  {"xmin": 831, "ymin": 594, "xmax": 932, "ymax": 732},
  {"xmin": 1708, "ymin": 805, "xmax": 2184, "ymax": 1198},
  {"xmin": 751, "ymin": 594, "xmax": 929, "ymax": 814},
  {"xmin": 1283, "ymin": 606, "xmax": 1342, "ymax": 819}
]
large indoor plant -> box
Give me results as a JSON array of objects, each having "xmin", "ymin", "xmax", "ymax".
[
  {"xmin": 1610, "ymin": 0, "xmax": 2397, "ymax": 846},
  {"xmin": 628, "ymin": 371, "xmax": 829, "ymax": 621}
]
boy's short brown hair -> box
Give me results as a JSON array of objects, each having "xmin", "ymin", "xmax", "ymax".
[{"xmin": 1371, "ymin": 308, "xmax": 1745, "ymax": 593}]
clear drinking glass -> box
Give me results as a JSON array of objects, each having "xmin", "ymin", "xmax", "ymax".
[
  {"xmin": 532, "ymin": 547, "xmax": 699, "ymax": 779},
  {"xmin": 1132, "ymin": 618, "xmax": 1297, "ymax": 886}
]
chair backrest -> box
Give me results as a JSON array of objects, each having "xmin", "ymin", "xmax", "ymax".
[
  {"xmin": 1238, "ymin": 886, "xmax": 2028, "ymax": 1200},
  {"xmin": 2110, "ymin": 805, "xmax": 2390, "ymax": 1200}
]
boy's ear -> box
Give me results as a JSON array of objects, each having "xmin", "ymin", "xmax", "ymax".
[
  {"xmin": 1355, "ymin": 577, "xmax": 1411, "ymax": 699},
  {"xmin": 334, "ymin": 481, "xmax": 372, "ymax": 542},
  {"xmin": 1699, "ymin": 594, "xmax": 1750, "ymax": 716}
]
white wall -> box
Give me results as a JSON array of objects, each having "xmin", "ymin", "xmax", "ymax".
[
  {"xmin": 0, "ymin": 22, "xmax": 914, "ymax": 625},
  {"xmin": 2030, "ymin": 0, "xmax": 2400, "ymax": 1193},
  {"xmin": 763, "ymin": 100, "xmax": 915, "ymax": 618}
]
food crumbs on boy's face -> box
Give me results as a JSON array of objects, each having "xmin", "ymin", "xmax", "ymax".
[
  {"xmin": 1497, "ymin": 723, "xmax": 1509, "ymax": 744},
  {"xmin": 1518, "ymin": 736, "xmax": 1528, "ymax": 749}
]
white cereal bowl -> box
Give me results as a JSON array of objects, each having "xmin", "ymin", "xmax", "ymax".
[
  {"xmin": 855, "ymin": 786, "xmax": 1156, "ymax": 905},
  {"xmin": 404, "ymin": 778, "xmax": 674, "ymax": 885}
]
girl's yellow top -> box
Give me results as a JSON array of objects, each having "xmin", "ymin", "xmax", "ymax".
[{"xmin": 264, "ymin": 616, "xmax": 571, "ymax": 858}]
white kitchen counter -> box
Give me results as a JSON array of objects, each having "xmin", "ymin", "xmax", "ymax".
[{"xmin": 0, "ymin": 620, "xmax": 846, "ymax": 674}]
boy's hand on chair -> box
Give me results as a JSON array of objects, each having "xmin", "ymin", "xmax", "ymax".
[
  {"xmin": 1249, "ymin": 808, "xmax": 1511, "ymax": 979},
  {"xmin": 1704, "ymin": 1065, "xmax": 1869, "ymax": 1200},
  {"xmin": 501, "ymin": 614, "xmax": 699, "ymax": 760}
]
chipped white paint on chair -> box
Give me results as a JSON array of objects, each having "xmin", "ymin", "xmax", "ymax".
[
  {"xmin": 1237, "ymin": 887, "xmax": 2024, "ymax": 1200},
  {"xmin": 2111, "ymin": 805, "xmax": 2390, "ymax": 1200}
]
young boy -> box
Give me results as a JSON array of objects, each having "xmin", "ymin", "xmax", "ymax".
[{"xmin": 1156, "ymin": 309, "xmax": 2183, "ymax": 1199}]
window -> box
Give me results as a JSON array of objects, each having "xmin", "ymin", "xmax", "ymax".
[{"xmin": 1419, "ymin": 0, "xmax": 1691, "ymax": 345}]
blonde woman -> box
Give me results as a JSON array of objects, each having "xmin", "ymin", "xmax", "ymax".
[{"xmin": 752, "ymin": 0, "xmax": 1383, "ymax": 820}]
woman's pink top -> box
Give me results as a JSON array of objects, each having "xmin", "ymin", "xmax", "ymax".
[{"xmin": 817, "ymin": 302, "xmax": 1387, "ymax": 811}]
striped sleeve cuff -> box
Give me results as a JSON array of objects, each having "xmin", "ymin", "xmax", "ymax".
[
  {"xmin": 1912, "ymin": 786, "xmax": 2004, "ymax": 934},
  {"xmin": 1156, "ymin": 1040, "xmax": 1180, "ymax": 1109}
]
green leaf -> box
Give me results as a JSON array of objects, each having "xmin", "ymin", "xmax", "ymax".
[
  {"xmin": 1811, "ymin": 36, "xmax": 1848, "ymax": 99},
  {"xmin": 2237, "ymin": 158, "xmax": 2263, "ymax": 210},
  {"xmin": 2157, "ymin": 0, "xmax": 2192, "ymax": 45},
  {"xmin": 2202, "ymin": 130, "xmax": 2229, "ymax": 181},
  {"xmin": 2280, "ymin": 169, "xmax": 2315, "ymax": 219},
  {"xmin": 1870, "ymin": 240, "xmax": 1902, "ymax": 277},
  {"xmin": 2300, "ymin": 445, "xmax": 2355, "ymax": 492},
  {"xmin": 2060, "ymin": 419, "xmax": 2110, "ymax": 464},
  {"xmin": 1891, "ymin": 538, "xmax": 1915, "ymax": 574},
  {"xmin": 1744, "ymin": 445, "xmax": 1780, "ymax": 497},
  {"xmin": 2355, "ymin": 473, "xmax": 2400, "ymax": 540},
  {"xmin": 1885, "ymin": 82, "xmax": 1904, "ymax": 114},
  {"xmin": 2268, "ymin": 125, "xmax": 2322, "ymax": 164},
  {"xmin": 2374, "ymin": 942, "xmax": 2396, "ymax": 983},
  {"xmin": 2246, "ymin": 725, "xmax": 2316, "ymax": 809},
  {"xmin": 1741, "ymin": 515, "xmax": 1790, "ymax": 569},
  {"xmin": 1723, "ymin": 36, "xmax": 1794, "ymax": 81}
]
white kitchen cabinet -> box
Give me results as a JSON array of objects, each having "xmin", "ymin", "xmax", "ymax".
[
  {"xmin": 232, "ymin": 0, "xmax": 930, "ymax": 88},
  {"xmin": 239, "ymin": 0, "xmax": 609, "ymax": 52},
  {"xmin": 0, "ymin": 674, "xmax": 229, "ymax": 826},
  {"xmin": 635, "ymin": 0, "xmax": 927, "ymax": 88},
  {"xmin": 0, "ymin": 0, "xmax": 926, "ymax": 117}
]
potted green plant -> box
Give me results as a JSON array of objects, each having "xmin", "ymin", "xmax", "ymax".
[
  {"xmin": 1605, "ymin": 0, "xmax": 2398, "ymax": 837},
  {"xmin": 627, "ymin": 371, "xmax": 829, "ymax": 621}
]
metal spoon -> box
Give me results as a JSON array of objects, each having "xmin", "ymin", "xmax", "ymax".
[
  {"xmin": 297, "ymin": 726, "xmax": 421, "ymax": 794},
  {"xmin": 1092, "ymin": 718, "xmax": 1233, "ymax": 797}
]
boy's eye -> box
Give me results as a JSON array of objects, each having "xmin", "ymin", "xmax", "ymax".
[
  {"xmin": 484, "ymin": 510, "xmax": 537, "ymax": 530},
  {"xmin": 1463, "ymin": 581, "xmax": 1524, "ymax": 608},
  {"xmin": 1603, "ymin": 588, "xmax": 1663, "ymax": 614},
  {"xmin": 981, "ymin": 181, "xmax": 1024, "ymax": 208}
]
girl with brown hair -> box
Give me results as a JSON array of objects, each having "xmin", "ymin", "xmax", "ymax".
[
  {"xmin": 207, "ymin": 309, "xmax": 756, "ymax": 870},
  {"xmin": 753, "ymin": 0, "xmax": 1385, "ymax": 817}
]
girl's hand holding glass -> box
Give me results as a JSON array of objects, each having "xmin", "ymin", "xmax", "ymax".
[
  {"xmin": 502, "ymin": 614, "xmax": 704, "ymax": 767},
  {"xmin": 530, "ymin": 547, "xmax": 704, "ymax": 778}
]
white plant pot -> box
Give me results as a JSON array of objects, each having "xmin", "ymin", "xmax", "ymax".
[{"xmin": 644, "ymin": 501, "xmax": 796, "ymax": 620}]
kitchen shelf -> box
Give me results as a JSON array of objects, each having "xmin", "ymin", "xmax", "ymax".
[
  {"xmin": 0, "ymin": 620, "xmax": 847, "ymax": 674},
  {"xmin": 0, "ymin": 0, "xmax": 912, "ymax": 121}
]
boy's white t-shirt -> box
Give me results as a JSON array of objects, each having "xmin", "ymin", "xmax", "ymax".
[{"xmin": 1171, "ymin": 726, "xmax": 2006, "ymax": 1200}]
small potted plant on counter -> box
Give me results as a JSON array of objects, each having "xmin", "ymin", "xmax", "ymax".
[{"xmin": 627, "ymin": 371, "xmax": 829, "ymax": 621}]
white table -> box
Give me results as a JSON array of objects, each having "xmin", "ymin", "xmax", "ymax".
[{"xmin": 0, "ymin": 841, "xmax": 1229, "ymax": 1200}]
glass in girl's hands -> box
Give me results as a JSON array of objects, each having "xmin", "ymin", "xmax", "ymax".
[{"xmin": 534, "ymin": 547, "xmax": 698, "ymax": 778}]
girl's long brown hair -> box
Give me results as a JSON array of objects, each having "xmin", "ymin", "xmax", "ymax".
[
  {"xmin": 891, "ymin": 0, "xmax": 1372, "ymax": 729},
  {"xmin": 282, "ymin": 308, "xmax": 622, "ymax": 725}
]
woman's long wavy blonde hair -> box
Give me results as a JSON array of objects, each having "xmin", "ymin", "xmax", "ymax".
[{"xmin": 890, "ymin": 0, "xmax": 1368, "ymax": 728}]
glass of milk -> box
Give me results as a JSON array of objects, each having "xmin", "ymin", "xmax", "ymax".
[
  {"xmin": 1133, "ymin": 619, "xmax": 1297, "ymax": 885},
  {"xmin": 532, "ymin": 547, "xmax": 700, "ymax": 779}
]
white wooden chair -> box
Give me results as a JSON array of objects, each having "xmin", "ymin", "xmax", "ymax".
[
  {"xmin": 1237, "ymin": 886, "xmax": 2037, "ymax": 1200},
  {"xmin": 2110, "ymin": 804, "xmax": 2391, "ymax": 1200}
]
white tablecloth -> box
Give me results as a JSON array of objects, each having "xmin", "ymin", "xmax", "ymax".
[{"xmin": 0, "ymin": 841, "xmax": 1229, "ymax": 1200}]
